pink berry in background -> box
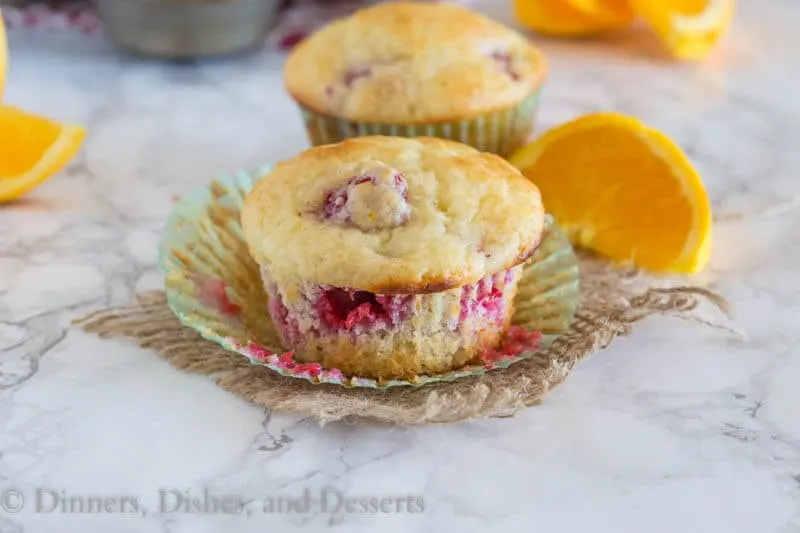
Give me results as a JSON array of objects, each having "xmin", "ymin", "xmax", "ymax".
[{"xmin": 490, "ymin": 50, "xmax": 521, "ymax": 81}]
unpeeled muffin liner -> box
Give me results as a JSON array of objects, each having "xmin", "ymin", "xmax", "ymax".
[
  {"xmin": 294, "ymin": 91, "xmax": 541, "ymax": 158},
  {"xmin": 159, "ymin": 167, "xmax": 579, "ymax": 389}
]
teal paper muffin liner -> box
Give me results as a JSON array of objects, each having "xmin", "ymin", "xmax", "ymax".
[
  {"xmin": 297, "ymin": 91, "xmax": 541, "ymax": 158},
  {"xmin": 158, "ymin": 166, "xmax": 579, "ymax": 389}
]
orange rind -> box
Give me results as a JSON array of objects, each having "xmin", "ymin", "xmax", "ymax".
[
  {"xmin": 0, "ymin": 105, "xmax": 86, "ymax": 203},
  {"xmin": 510, "ymin": 113, "xmax": 712, "ymax": 273},
  {"xmin": 513, "ymin": 0, "xmax": 633, "ymax": 37},
  {"xmin": 631, "ymin": 0, "xmax": 735, "ymax": 59}
]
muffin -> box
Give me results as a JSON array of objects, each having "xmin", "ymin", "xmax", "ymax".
[
  {"xmin": 241, "ymin": 136, "xmax": 545, "ymax": 380},
  {"xmin": 284, "ymin": 2, "xmax": 547, "ymax": 158}
]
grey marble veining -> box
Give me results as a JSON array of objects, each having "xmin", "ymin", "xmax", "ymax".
[{"xmin": 1, "ymin": 1, "xmax": 799, "ymax": 532}]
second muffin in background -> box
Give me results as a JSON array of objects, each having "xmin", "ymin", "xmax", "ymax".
[{"xmin": 284, "ymin": 1, "xmax": 547, "ymax": 158}]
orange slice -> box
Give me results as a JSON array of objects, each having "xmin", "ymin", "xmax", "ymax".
[
  {"xmin": 513, "ymin": 0, "xmax": 633, "ymax": 37},
  {"xmin": 567, "ymin": 0, "xmax": 636, "ymax": 26},
  {"xmin": 630, "ymin": 0, "xmax": 735, "ymax": 59},
  {"xmin": 1, "ymin": 9, "xmax": 7, "ymax": 97},
  {"xmin": 509, "ymin": 113, "xmax": 712, "ymax": 273},
  {"xmin": 0, "ymin": 105, "xmax": 86, "ymax": 203}
]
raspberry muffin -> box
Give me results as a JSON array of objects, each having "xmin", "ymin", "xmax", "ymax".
[
  {"xmin": 284, "ymin": 2, "xmax": 547, "ymax": 158},
  {"xmin": 241, "ymin": 136, "xmax": 545, "ymax": 381}
]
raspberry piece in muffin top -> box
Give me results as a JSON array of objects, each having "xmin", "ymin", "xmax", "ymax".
[
  {"xmin": 324, "ymin": 66, "xmax": 374, "ymax": 98},
  {"xmin": 343, "ymin": 66, "xmax": 373, "ymax": 88},
  {"xmin": 489, "ymin": 50, "xmax": 522, "ymax": 82},
  {"xmin": 321, "ymin": 163, "xmax": 410, "ymax": 231}
]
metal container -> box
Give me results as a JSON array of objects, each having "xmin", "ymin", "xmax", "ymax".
[{"xmin": 96, "ymin": 0, "xmax": 283, "ymax": 60}]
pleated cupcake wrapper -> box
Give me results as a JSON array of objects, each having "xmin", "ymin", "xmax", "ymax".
[
  {"xmin": 297, "ymin": 91, "xmax": 541, "ymax": 158},
  {"xmin": 158, "ymin": 166, "xmax": 579, "ymax": 389},
  {"xmin": 260, "ymin": 265, "xmax": 525, "ymax": 380}
]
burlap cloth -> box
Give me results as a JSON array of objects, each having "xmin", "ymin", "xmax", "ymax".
[{"xmin": 73, "ymin": 255, "xmax": 734, "ymax": 426}]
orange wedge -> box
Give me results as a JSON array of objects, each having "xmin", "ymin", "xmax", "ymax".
[
  {"xmin": 630, "ymin": 0, "xmax": 735, "ymax": 59},
  {"xmin": 0, "ymin": 105, "xmax": 86, "ymax": 203},
  {"xmin": 509, "ymin": 113, "xmax": 712, "ymax": 273},
  {"xmin": 1, "ymin": 9, "xmax": 7, "ymax": 98},
  {"xmin": 513, "ymin": 0, "xmax": 633, "ymax": 37},
  {"xmin": 567, "ymin": 0, "xmax": 636, "ymax": 26}
]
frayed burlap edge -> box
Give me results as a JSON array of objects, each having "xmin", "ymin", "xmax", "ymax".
[{"xmin": 73, "ymin": 255, "xmax": 736, "ymax": 426}]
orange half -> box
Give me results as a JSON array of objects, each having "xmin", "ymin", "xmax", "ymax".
[
  {"xmin": 0, "ymin": 105, "xmax": 86, "ymax": 202},
  {"xmin": 567, "ymin": 0, "xmax": 637, "ymax": 26},
  {"xmin": 513, "ymin": 0, "xmax": 633, "ymax": 37},
  {"xmin": 630, "ymin": 0, "xmax": 735, "ymax": 59},
  {"xmin": 510, "ymin": 113, "xmax": 712, "ymax": 273}
]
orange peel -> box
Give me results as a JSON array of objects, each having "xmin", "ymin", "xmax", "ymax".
[
  {"xmin": 513, "ymin": 0, "xmax": 633, "ymax": 37},
  {"xmin": 0, "ymin": 105, "xmax": 86, "ymax": 203},
  {"xmin": 631, "ymin": 0, "xmax": 735, "ymax": 59},
  {"xmin": 510, "ymin": 113, "xmax": 712, "ymax": 273}
]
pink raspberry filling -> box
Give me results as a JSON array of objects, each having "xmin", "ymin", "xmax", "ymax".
[
  {"xmin": 265, "ymin": 282, "xmax": 412, "ymax": 338},
  {"xmin": 458, "ymin": 270, "xmax": 514, "ymax": 326},
  {"xmin": 316, "ymin": 288, "xmax": 412, "ymax": 330},
  {"xmin": 265, "ymin": 267, "xmax": 518, "ymax": 343}
]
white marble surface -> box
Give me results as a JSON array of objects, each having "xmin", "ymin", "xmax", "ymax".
[{"xmin": 2, "ymin": 1, "xmax": 800, "ymax": 532}]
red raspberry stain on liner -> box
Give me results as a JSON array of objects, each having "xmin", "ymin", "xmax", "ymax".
[
  {"xmin": 241, "ymin": 342, "xmax": 323, "ymax": 378},
  {"xmin": 293, "ymin": 363, "xmax": 324, "ymax": 378},
  {"xmin": 242, "ymin": 342, "xmax": 275, "ymax": 362},
  {"xmin": 481, "ymin": 327, "xmax": 542, "ymax": 364},
  {"xmin": 191, "ymin": 276, "xmax": 241, "ymax": 317},
  {"xmin": 277, "ymin": 350, "xmax": 323, "ymax": 378}
]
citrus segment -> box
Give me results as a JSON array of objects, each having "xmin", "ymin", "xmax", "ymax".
[
  {"xmin": 513, "ymin": 0, "xmax": 632, "ymax": 37},
  {"xmin": 0, "ymin": 105, "xmax": 86, "ymax": 202},
  {"xmin": 567, "ymin": 0, "xmax": 636, "ymax": 25},
  {"xmin": 510, "ymin": 113, "xmax": 712, "ymax": 273},
  {"xmin": 630, "ymin": 0, "xmax": 734, "ymax": 59}
]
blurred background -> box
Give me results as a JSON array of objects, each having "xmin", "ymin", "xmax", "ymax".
[{"xmin": 0, "ymin": 0, "xmax": 438, "ymax": 58}]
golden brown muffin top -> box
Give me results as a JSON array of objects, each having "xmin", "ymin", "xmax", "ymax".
[
  {"xmin": 284, "ymin": 2, "xmax": 547, "ymax": 124},
  {"xmin": 241, "ymin": 136, "xmax": 545, "ymax": 293}
]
